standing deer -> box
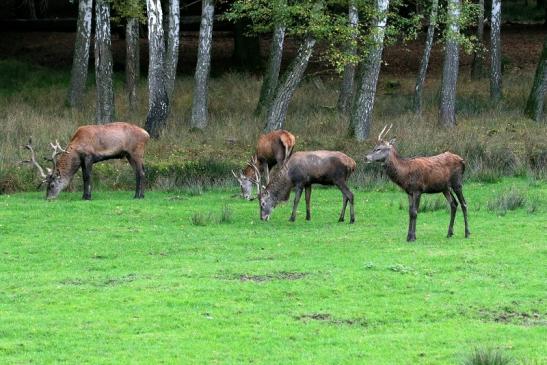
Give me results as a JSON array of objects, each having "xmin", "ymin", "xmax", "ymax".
[
  {"xmin": 256, "ymin": 150, "xmax": 356, "ymax": 223},
  {"xmin": 365, "ymin": 125, "xmax": 470, "ymax": 241},
  {"xmin": 233, "ymin": 130, "xmax": 296, "ymax": 200},
  {"xmin": 22, "ymin": 122, "xmax": 149, "ymax": 200}
]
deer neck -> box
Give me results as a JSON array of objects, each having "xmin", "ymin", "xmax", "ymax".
[
  {"xmin": 266, "ymin": 169, "xmax": 292, "ymax": 205},
  {"xmin": 384, "ymin": 148, "xmax": 409, "ymax": 189},
  {"xmin": 55, "ymin": 149, "xmax": 81, "ymax": 182}
]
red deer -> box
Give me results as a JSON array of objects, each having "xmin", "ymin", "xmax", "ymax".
[
  {"xmin": 255, "ymin": 151, "xmax": 356, "ymax": 223},
  {"xmin": 365, "ymin": 125, "xmax": 470, "ymax": 241},
  {"xmin": 23, "ymin": 122, "xmax": 149, "ymax": 200},
  {"xmin": 232, "ymin": 130, "xmax": 296, "ymax": 200}
]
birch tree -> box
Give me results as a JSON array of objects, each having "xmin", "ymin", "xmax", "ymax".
[
  {"xmin": 525, "ymin": 37, "xmax": 547, "ymax": 122},
  {"xmin": 126, "ymin": 17, "xmax": 140, "ymax": 109},
  {"xmin": 337, "ymin": 1, "xmax": 359, "ymax": 114},
  {"xmin": 490, "ymin": 0, "xmax": 502, "ymax": 101},
  {"xmin": 68, "ymin": 0, "xmax": 93, "ymax": 108},
  {"xmin": 95, "ymin": 0, "xmax": 115, "ymax": 123},
  {"xmin": 165, "ymin": 0, "xmax": 180, "ymax": 100},
  {"xmin": 190, "ymin": 0, "xmax": 214, "ymax": 130},
  {"xmin": 470, "ymin": 0, "xmax": 484, "ymax": 79},
  {"xmin": 350, "ymin": 0, "xmax": 390, "ymax": 141},
  {"xmin": 145, "ymin": 0, "xmax": 170, "ymax": 138},
  {"xmin": 438, "ymin": 0, "xmax": 461, "ymax": 128},
  {"xmin": 414, "ymin": 0, "xmax": 438, "ymax": 114}
]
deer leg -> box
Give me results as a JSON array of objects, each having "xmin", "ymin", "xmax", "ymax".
[
  {"xmin": 443, "ymin": 191, "xmax": 458, "ymax": 238},
  {"xmin": 289, "ymin": 185, "xmax": 303, "ymax": 222},
  {"xmin": 453, "ymin": 188, "xmax": 470, "ymax": 238},
  {"xmin": 128, "ymin": 156, "xmax": 145, "ymax": 199},
  {"xmin": 263, "ymin": 165, "xmax": 270, "ymax": 186},
  {"xmin": 337, "ymin": 180, "xmax": 354, "ymax": 224},
  {"xmin": 407, "ymin": 193, "xmax": 421, "ymax": 242},
  {"xmin": 305, "ymin": 185, "xmax": 312, "ymax": 221},
  {"xmin": 81, "ymin": 157, "xmax": 93, "ymax": 200}
]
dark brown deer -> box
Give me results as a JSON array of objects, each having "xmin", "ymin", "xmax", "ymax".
[
  {"xmin": 365, "ymin": 125, "xmax": 470, "ymax": 241},
  {"xmin": 233, "ymin": 130, "xmax": 296, "ymax": 200},
  {"xmin": 22, "ymin": 122, "xmax": 149, "ymax": 200},
  {"xmin": 256, "ymin": 151, "xmax": 356, "ymax": 223}
]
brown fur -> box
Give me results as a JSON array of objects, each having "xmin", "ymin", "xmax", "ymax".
[{"xmin": 242, "ymin": 130, "xmax": 296, "ymax": 180}]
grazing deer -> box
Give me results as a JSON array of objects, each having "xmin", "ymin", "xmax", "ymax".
[
  {"xmin": 365, "ymin": 125, "xmax": 470, "ymax": 241},
  {"xmin": 255, "ymin": 151, "xmax": 356, "ymax": 223},
  {"xmin": 232, "ymin": 130, "xmax": 296, "ymax": 200},
  {"xmin": 22, "ymin": 122, "xmax": 149, "ymax": 200}
]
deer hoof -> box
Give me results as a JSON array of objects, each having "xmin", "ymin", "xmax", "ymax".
[
  {"xmin": 306, "ymin": 216, "xmax": 311, "ymax": 221},
  {"xmin": 407, "ymin": 236, "xmax": 416, "ymax": 242},
  {"xmin": 289, "ymin": 216, "xmax": 295, "ymax": 222},
  {"xmin": 338, "ymin": 217, "xmax": 344, "ymax": 223},
  {"xmin": 465, "ymin": 231, "xmax": 471, "ymax": 238},
  {"xmin": 447, "ymin": 232, "xmax": 453, "ymax": 238},
  {"xmin": 82, "ymin": 195, "xmax": 91, "ymax": 200}
]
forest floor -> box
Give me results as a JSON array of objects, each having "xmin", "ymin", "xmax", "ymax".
[{"xmin": 0, "ymin": 178, "xmax": 545, "ymax": 364}]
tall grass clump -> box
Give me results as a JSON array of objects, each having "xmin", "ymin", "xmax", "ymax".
[
  {"xmin": 461, "ymin": 347, "xmax": 514, "ymax": 365},
  {"xmin": 487, "ymin": 187, "xmax": 527, "ymax": 215}
]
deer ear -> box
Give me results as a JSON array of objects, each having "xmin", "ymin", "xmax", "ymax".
[{"xmin": 389, "ymin": 138, "xmax": 397, "ymax": 145}]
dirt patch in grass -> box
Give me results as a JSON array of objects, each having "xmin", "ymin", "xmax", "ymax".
[
  {"xmin": 478, "ymin": 308, "xmax": 546, "ymax": 327},
  {"xmin": 296, "ymin": 313, "xmax": 368, "ymax": 327},
  {"xmin": 238, "ymin": 272, "xmax": 308, "ymax": 282}
]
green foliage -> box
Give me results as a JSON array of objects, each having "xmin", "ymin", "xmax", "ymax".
[
  {"xmin": 487, "ymin": 187, "xmax": 527, "ymax": 215},
  {"xmin": 111, "ymin": 0, "xmax": 146, "ymax": 24},
  {"xmin": 462, "ymin": 347, "xmax": 514, "ymax": 365}
]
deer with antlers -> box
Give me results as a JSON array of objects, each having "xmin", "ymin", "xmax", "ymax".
[
  {"xmin": 365, "ymin": 125, "xmax": 470, "ymax": 241},
  {"xmin": 22, "ymin": 122, "xmax": 149, "ymax": 200},
  {"xmin": 254, "ymin": 150, "xmax": 356, "ymax": 223},
  {"xmin": 232, "ymin": 130, "xmax": 296, "ymax": 200}
]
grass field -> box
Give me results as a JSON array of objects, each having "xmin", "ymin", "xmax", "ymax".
[{"xmin": 0, "ymin": 178, "xmax": 545, "ymax": 364}]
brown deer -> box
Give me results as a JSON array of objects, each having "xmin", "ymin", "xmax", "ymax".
[
  {"xmin": 22, "ymin": 122, "xmax": 149, "ymax": 200},
  {"xmin": 232, "ymin": 130, "xmax": 296, "ymax": 200},
  {"xmin": 365, "ymin": 125, "xmax": 470, "ymax": 241},
  {"xmin": 255, "ymin": 150, "xmax": 356, "ymax": 223}
]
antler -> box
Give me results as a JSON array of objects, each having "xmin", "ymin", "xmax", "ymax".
[
  {"xmin": 21, "ymin": 138, "xmax": 47, "ymax": 179},
  {"xmin": 378, "ymin": 124, "xmax": 393, "ymax": 141},
  {"xmin": 48, "ymin": 139, "xmax": 67, "ymax": 170},
  {"xmin": 247, "ymin": 161, "xmax": 261, "ymax": 194}
]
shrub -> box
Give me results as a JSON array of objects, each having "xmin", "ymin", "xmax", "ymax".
[
  {"xmin": 461, "ymin": 347, "xmax": 513, "ymax": 365},
  {"xmin": 191, "ymin": 212, "xmax": 212, "ymax": 226},
  {"xmin": 219, "ymin": 205, "xmax": 234, "ymax": 223},
  {"xmin": 487, "ymin": 187, "xmax": 527, "ymax": 215}
]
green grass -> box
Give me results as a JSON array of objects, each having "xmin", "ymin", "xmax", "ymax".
[{"xmin": 0, "ymin": 178, "xmax": 545, "ymax": 364}]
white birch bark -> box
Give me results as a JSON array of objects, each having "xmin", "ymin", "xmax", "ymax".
[
  {"xmin": 438, "ymin": 0, "xmax": 460, "ymax": 128},
  {"xmin": 490, "ymin": 0, "xmax": 502, "ymax": 101},
  {"xmin": 350, "ymin": 0, "xmax": 389, "ymax": 141},
  {"xmin": 95, "ymin": 0, "xmax": 115, "ymax": 123},
  {"xmin": 145, "ymin": 0, "xmax": 170, "ymax": 138},
  {"xmin": 126, "ymin": 17, "xmax": 140, "ymax": 110},
  {"xmin": 68, "ymin": 0, "xmax": 93, "ymax": 108},
  {"xmin": 414, "ymin": 0, "xmax": 438, "ymax": 113},
  {"xmin": 337, "ymin": 1, "xmax": 359, "ymax": 114},
  {"xmin": 264, "ymin": 36, "xmax": 316, "ymax": 132},
  {"xmin": 255, "ymin": 23, "xmax": 286, "ymax": 116},
  {"xmin": 190, "ymin": 0, "xmax": 215, "ymax": 129},
  {"xmin": 525, "ymin": 37, "xmax": 546, "ymax": 122},
  {"xmin": 470, "ymin": 0, "xmax": 484, "ymax": 79},
  {"xmin": 165, "ymin": 0, "xmax": 180, "ymax": 100}
]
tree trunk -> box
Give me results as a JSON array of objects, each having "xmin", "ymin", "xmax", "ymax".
[
  {"xmin": 190, "ymin": 0, "xmax": 215, "ymax": 130},
  {"xmin": 470, "ymin": 0, "xmax": 485, "ymax": 79},
  {"xmin": 255, "ymin": 23, "xmax": 285, "ymax": 116},
  {"xmin": 264, "ymin": 36, "xmax": 316, "ymax": 132},
  {"xmin": 67, "ymin": 0, "xmax": 93, "ymax": 108},
  {"xmin": 94, "ymin": 0, "xmax": 115, "ymax": 124},
  {"xmin": 525, "ymin": 37, "xmax": 547, "ymax": 122},
  {"xmin": 490, "ymin": 0, "xmax": 502, "ymax": 101},
  {"xmin": 438, "ymin": 0, "xmax": 461, "ymax": 128},
  {"xmin": 145, "ymin": 0, "xmax": 170, "ymax": 138},
  {"xmin": 126, "ymin": 17, "xmax": 140, "ymax": 110},
  {"xmin": 165, "ymin": 0, "xmax": 180, "ymax": 100},
  {"xmin": 349, "ymin": 0, "xmax": 390, "ymax": 141},
  {"xmin": 337, "ymin": 1, "xmax": 359, "ymax": 114},
  {"xmin": 233, "ymin": 21, "xmax": 262, "ymax": 71},
  {"xmin": 414, "ymin": 0, "xmax": 438, "ymax": 113}
]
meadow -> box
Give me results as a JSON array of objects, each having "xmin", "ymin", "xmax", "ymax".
[{"xmin": 0, "ymin": 178, "xmax": 545, "ymax": 364}]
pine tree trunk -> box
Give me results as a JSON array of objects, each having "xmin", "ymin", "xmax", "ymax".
[
  {"xmin": 264, "ymin": 36, "xmax": 316, "ymax": 132},
  {"xmin": 414, "ymin": 0, "xmax": 438, "ymax": 114},
  {"xmin": 190, "ymin": 0, "xmax": 215, "ymax": 130},
  {"xmin": 337, "ymin": 1, "xmax": 359, "ymax": 114},
  {"xmin": 165, "ymin": 0, "xmax": 180, "ymax": 100},
  {"xmin": 525, "ymin": 37, "xmax": 547, "ymax": 122},
  {"xmin": 255, "ymin": 23, "xmax": 285, "ymax": 116},
  {"xmin": 67, "ymin": 0, "xmax": 93, "ymax": 108},
  {"xmin": 126, "ymin": 17, "xmax": 140, "ymax": 110},
  {"xmin": 470, "ymin": 0, "xmax": 484, "ymax": 79},
  {"xmin": 349, "ymin": 0, "xmax": 389, "ymax": 141},
  {"xmin": 490, "ymin": 0, "xmax": 502, "ymax": 101},
  {"xmin": 438, "ymin": 0, "xmax": 461, "ymax": 128},
  {"xmin": 95, "ymin": 0, "xmax": 115, "ymax": 124},
  {"xmin": 145, "ymin": 0, "xmax": 170, "ymax": 138}
]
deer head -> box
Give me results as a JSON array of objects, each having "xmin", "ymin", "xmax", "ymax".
[
  {"xmin": 22, "ymin": 138, "xmax": 67, "ymax": 199},
  {"xmin": 365, "ymin": 124, "xmax": 396, "ymax": 163},
  {"xmin": 233, "ymin": 156, "xmax": 261, "ymax": 200}
]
